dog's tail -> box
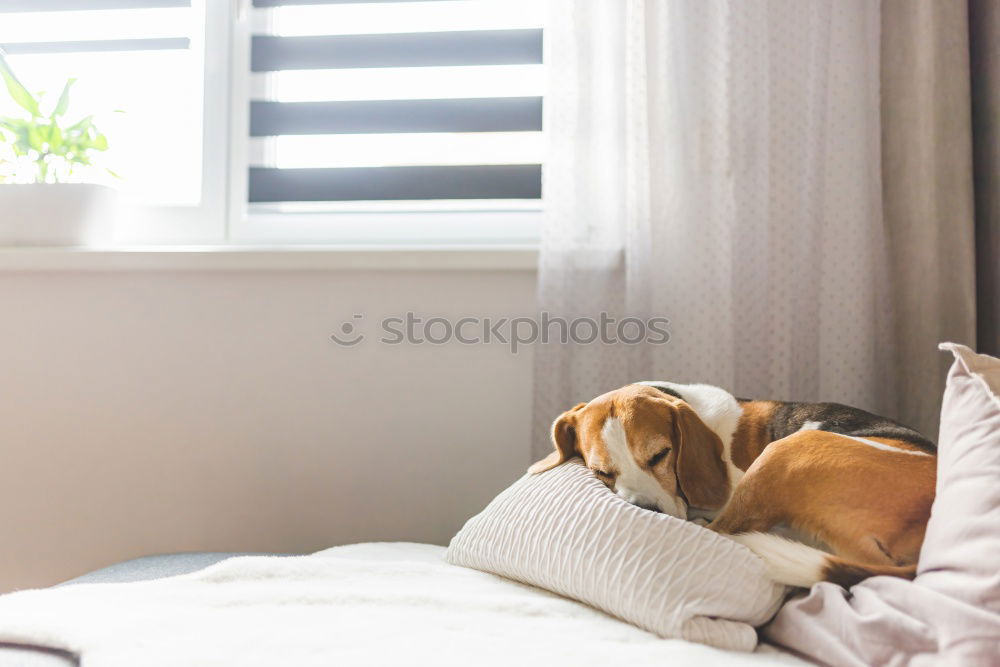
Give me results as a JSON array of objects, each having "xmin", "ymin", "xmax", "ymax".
[{"xmin": 728, "ymin": 532, "xmax": 917, "ymax": 589}]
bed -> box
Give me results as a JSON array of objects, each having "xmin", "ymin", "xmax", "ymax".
[
  {"xmin": 4, "ymin": 345, "xmax": 997, "ymax": 666},
  {"xmin": 0, "ymin": 552, "xmax": 285, "ymax": 667},
  {"xmin": 0, "ymin": 543, "xmax": 808, "ymax": 667}
]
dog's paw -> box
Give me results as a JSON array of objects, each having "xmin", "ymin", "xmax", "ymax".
[{"xmin": 691, "ymin": 518, "xmax": 710, "ymax": 527}]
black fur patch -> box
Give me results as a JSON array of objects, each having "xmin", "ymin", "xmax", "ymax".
[
  {"xmin": 645, "ymin": 383, "xmax": 684, "ymax": 401},
  {"xmin": 770, "ymin": 401, "xmax": 936, "ymax": 452}
]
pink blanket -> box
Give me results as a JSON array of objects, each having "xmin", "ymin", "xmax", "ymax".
[
  {"xmin": 765, "ymin": 577, "xmax": 1000, "ymax": 665},
  {"xmin": 763, "ymin": 344, "xmax": 1000, "ymax": 666}
]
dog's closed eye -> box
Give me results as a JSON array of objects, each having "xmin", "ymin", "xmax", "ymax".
[{"xmin": 646, "ymin": 447, "xmax": 671, "ymax": 468}]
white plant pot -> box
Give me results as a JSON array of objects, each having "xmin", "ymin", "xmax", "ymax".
[{"xmin": 0, "ymin": 183, "xmax": 118, "ymax": 247}]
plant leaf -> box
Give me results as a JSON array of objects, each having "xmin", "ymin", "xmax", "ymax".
[
  {"xmin": 27, "ymin": 125, "xmax": 45, "ymax": 152},
  {"xmin": 0, "ymin": 117, "xmax": 25, "ymax": 132},
  {"xmin": 67, "ymin": 115, "xmax": 93, "ymax": 134},
  {"xmin": 51, "ymin": 78, "xmax": 75, "ymax": 118},
  {"xmin": 47, "ymin": 125, "xmax": 63, "ymax": 151},
  {"xmin": 0, "ymin": 53, "xmax": 40, "ymax": 117},
  {"xmin": 92, "ymin": 133, "xmax": 108, "ymax": 151}
]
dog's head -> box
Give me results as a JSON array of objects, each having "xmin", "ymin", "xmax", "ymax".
[{"xmin": 530, "ymin": 384, "xmax": 730, "ymax": 518}]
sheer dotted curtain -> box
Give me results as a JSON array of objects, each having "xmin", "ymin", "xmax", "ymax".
[{"xmin": 533, "ymin": 0, "xmax": 897, "ymax": 457}]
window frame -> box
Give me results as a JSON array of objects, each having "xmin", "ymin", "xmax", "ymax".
[
  {"xmin": 113, "ymin": 0, "xmax": 232, "ymax": 244},
  {"xmin": 0, "ymin": 0, "xmax": 232, "ymax": 244},
  {"xmin": 2, "ymin": 0, "xmax": 543, "ymax": 247}
]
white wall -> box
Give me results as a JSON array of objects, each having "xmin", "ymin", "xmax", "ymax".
[{"xmin": 0, "ymin": 268, "xmax": 536, "ymax": 591}]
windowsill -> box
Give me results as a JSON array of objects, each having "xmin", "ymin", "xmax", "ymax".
[{"xmin": 0, "ymin": 245, "xmax": 539, "ymax": 272}]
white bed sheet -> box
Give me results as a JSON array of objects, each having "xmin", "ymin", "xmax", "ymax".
[{"xmin": 0, "ymin": 542, "xmax": 807, "ymax": 666}]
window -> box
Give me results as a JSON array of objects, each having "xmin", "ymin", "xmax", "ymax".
[
  {"xmin": 0, "ymin": 0, "xmax": 231, "ymax": 243},
  {"xmin": 0, "ymin": 0, "xmax": 203, "ymax": 204},
  {"xmin": 0, "ymin": 1, "xmax": 544, "ymax": 245}
]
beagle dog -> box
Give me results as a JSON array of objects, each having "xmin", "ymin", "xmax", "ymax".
[{"xmin": 530, "ymin": 382, "xmax": 936, "ymax": 588}]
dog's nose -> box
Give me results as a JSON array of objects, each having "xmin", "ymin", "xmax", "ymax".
[{"xmin": 619, "ymin": 492, "xmax": 661, "ymax": 513}]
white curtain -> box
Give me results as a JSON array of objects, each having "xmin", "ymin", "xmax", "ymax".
[{"xmin": 533, "ymin": 0, "xmax": 896, "ymax": 457}]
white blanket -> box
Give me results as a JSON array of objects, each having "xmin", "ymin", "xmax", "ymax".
[{"xmin": 0, "ymin": 543, "xmax": 805, "ymax": 667}]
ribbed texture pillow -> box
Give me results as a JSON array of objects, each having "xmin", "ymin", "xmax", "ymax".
[{"xmin": 446, "ymin": 460, "xmax": 786, "ymax": 652}]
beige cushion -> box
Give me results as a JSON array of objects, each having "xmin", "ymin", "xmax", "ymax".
[{"xmin": 446, "ymin": 460, "xmax": 786, "ymax": 652}]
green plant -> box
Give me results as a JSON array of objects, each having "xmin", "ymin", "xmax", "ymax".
[{"xmin": 0, "ymin": 51, "xmax": 113, "ymax": 184}]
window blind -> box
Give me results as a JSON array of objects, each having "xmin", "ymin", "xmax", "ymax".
[
  {"xmin": 0, "ymin": 1, "xmax": 189, "ymax": 10},
  {"xmin": 248, "ymin": 0, "xmax": 543, "ymax": 205},
  {"xmin": 0, "ymin": 1, "xmax": 192, "ymax": 54}
]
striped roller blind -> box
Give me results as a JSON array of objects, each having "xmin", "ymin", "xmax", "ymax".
[{"xmin": 248, "ymin": 0, "xmax": 544, "ymax": 206}]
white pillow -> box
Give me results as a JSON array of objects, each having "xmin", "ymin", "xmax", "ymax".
[
  {"xmin": 446, "ymin": 460, "xmax": 786, "ymax": 652},
  {"xmin": 917, "ymin": 343, "xmax": 1000, "ymax": 609}
]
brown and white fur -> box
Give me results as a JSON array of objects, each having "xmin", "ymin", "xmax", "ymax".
[{"xmin": 529, "ymin": 381, "xmax": 936, "ymax": 589}]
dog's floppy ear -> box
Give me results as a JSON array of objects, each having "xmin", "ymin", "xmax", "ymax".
[
  {"xmin": 670, "ymin": 401, "xmax": 730, "ymax": 510},
  {"xmin": 529, "ymin": 403, "xmax": 586, "ymax": 474}
]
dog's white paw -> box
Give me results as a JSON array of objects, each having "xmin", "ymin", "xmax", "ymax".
[{"xmin": 691, "ymin": 518, "xmax": 710, "ymax": 527}]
